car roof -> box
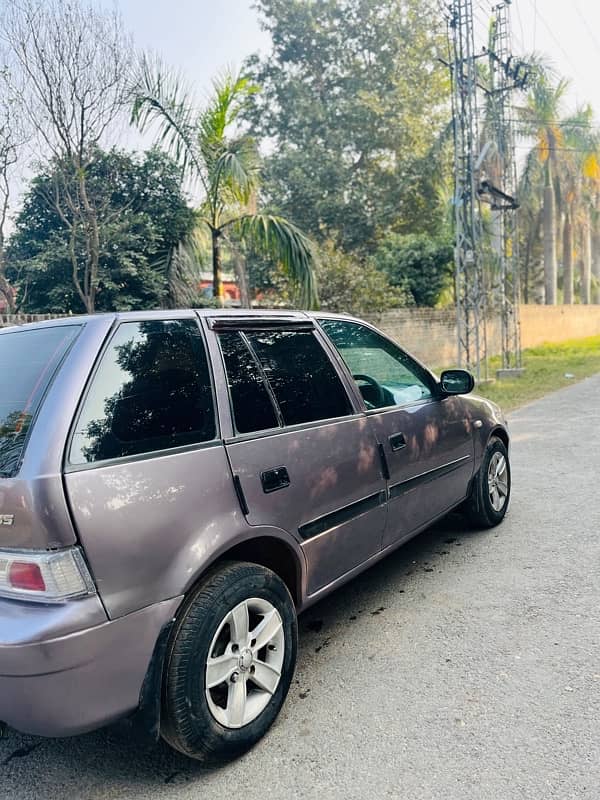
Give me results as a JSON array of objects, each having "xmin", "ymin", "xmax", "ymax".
[{"xmin": 0, "ymin": 308, "xmax": 364, "ymax": 335}]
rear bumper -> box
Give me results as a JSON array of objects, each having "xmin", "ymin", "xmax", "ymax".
[{"xmin": 0, "ymin": 596, "xmax": 182, "ymax": 737}]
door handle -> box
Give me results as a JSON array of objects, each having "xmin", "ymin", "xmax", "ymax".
[
  {"xmin": 260, "ymin": 466, "xmax": 291, "ymax": 494},
  {"xmin": 389, "ymin": 432, "xmax": 407, "ymax": 451}
]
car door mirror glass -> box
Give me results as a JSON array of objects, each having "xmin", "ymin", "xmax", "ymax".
[{"xmin": 440, "ymin": 369, "xmax": 474, "ymax": 395}]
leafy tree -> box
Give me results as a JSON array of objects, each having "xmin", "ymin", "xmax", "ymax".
[
  {"xmin": 245, "ymin": 0, "xmax": 450, "ymax": 253},
  {"xmin": 316, "ymin": 242, "xmax": 407, "ymax": 314},
  {"xmin": 371, "ymin": 233, "xmax": 453, "ymax": 307},
  {"xmin": 131, "ymin": 60, "xmax": 317, "ymax": 307},
  {"xmin": 7, "ymin": 149, "xmax": 196, "ymax": 313}
]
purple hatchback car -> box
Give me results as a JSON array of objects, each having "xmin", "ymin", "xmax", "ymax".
[{"xmin": 0, "ymin": 310, "xmax": 509, "ymax": 764}]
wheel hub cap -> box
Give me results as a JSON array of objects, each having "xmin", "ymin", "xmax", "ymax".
[{"xmin": 239, "ymin": 648, "xmax": 253, "ymax": 671}]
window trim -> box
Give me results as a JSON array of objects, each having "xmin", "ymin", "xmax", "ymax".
[
  {"xmin": 223, "ymin": 412, "xmax": 365, "ymax": 446},
  {"xmin": 64, "ymin": 317, "xmax": 220, "ymax": 472},
  {"xmin": 317, "ymin": 318, "xmax": 441, "ymax": 412}
]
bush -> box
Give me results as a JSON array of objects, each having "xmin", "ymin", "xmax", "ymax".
[
  {"xmin": 316, "ymin": 243, "xmax": 408, "ymax": 315},
  {"xmin": 371, "ymin": 233, "xmax": 454, "ymax": 307}
]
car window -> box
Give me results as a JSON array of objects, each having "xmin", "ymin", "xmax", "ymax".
[
  {"xmin": 319, "ymin": 319, "xmax": 434, "ymax": 409},
  {"xmin": 218, "ymin": 331, "xmax": 280, "ymax": 434},
  {"xmin": 70, "ymin": 319, "xmax": 216, "ymax": 465},
  {"xmin": 244, "ymin": 329, "xmax": 353, "ymax": 427},
  {"xmin": 0, "ymin": 325, "xmax": 81, "ymax": 477}
]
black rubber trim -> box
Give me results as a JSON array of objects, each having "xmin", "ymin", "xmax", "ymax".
[
  {"xmin": 233, "ymin": 474, "xmax": 249, "ymax": 516},
  {"xmin": 389, "ymin": 455, "xmax": 471, "ymax": 500},
  {"xmin": 208, "ymin": 318, "xmax": 314, "ymax": 332},
  {"xmin": 129, "ymin": 617, "xmax": 175, "ymax": 741},
  {"xmin": 378, "ymin": 443, "xmax": 390, "ymax": 480},
  {"xmin": 299, "ymin": 490, "xmax": 386, "ymax": 541}
]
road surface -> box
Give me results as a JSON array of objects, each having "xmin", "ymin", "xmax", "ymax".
[{"xmin": 1, "ymin": 374, "xmax": 598, "ymax": 799}]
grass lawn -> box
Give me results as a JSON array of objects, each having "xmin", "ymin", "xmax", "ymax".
[{"xmin": 472, "ymin": 335, "xmax": 600, "ymax": 412}]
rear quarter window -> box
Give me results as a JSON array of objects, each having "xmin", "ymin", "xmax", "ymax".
[
  {"xmin": 0, "ymin": 325, "xmax": 81, "ymax": 477},
  {"xmin": 70, "ymin": 319, "xmax": 216, "ymax": 465}
]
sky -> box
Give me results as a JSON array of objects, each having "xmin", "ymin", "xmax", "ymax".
[
  {"xmin": 108, "ymin": 0, "xmax": 600, "ymax": 119},
  {"xmin": 7, "ymin": 0, "xmax": 600, "ymax": 216}
]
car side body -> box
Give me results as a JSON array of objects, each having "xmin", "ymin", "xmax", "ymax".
[{"xmin": 0, "ymin": 309, "xmax": 508, "ymax": 744}]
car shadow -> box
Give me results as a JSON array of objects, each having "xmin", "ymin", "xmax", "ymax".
[{"xmin": 0, "ymin": 512, "xmax": 491, "ymax": 792}]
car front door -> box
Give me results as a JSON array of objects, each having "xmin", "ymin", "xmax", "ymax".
[
  {"xmin": 205, "ymin": 318, "xmax": 387, "ymax": 596},
  {"xmin": 319, "ymin": 318, "xmax": 474, "ymax": 549}
]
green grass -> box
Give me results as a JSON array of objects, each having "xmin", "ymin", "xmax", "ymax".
[{"xmin": 472, "ymin": 335, "xmax": 600, "ymax": 412}]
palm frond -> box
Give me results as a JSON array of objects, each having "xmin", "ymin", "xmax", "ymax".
[
  {"xmin": 199, "ymin": 71, "xmax": 258, "ymax": 155},
  {"xmin": 230, "ymin": 213, "xmax": 318, "ymax": 309},
  {"xmin": 211, "ymin": 136, "xmax": 260, "ymax": 209},
  {"xmin": 152, "ymin": 225, "xmax": 211, "ymax": 307},
  {"xmin": 131, "ymin": 53, "xmax": 205, "ymax": 186}
]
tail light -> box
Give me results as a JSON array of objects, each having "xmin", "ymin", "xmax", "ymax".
[{"xmin": 0, "ymin": 548, "xmax": 95, "ymax": 603}]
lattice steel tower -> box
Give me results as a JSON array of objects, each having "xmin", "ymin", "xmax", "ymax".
[
  {"xmin": 448, "ymin": 0, "xmax": 487, "ymax": 380},
  {"xmin": 489, "ymin": 0, "xmax": 522, "ymax": 371}
]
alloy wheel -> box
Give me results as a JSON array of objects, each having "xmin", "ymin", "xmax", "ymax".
[
  {"xmin": 205, "ymin": 597, "xmax": 285, "ymax": 729},
  {"xmin": 487, "ymin": 451, "xmax": 509, "ymax": 512}
]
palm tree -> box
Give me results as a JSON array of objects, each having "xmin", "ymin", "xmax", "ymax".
[
  {"xmin": 519, "ymin": 70, "xmax": 570, "ymax": 304},
  {"xmin": 552, "ymin": 106, "xmax": 600, "ymax": 304},
  {"xmin": 131, "ymin": 57, "xmax": 317, "ymax": 308}
]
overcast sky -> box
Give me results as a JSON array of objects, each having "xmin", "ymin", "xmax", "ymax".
[
  {"xmin": 111, "ymin": 0, "xmax": 600, "ymax": 118},
  {"xmin": 9, "ymin": 0, "xmax": 600, "ymax": 215}
]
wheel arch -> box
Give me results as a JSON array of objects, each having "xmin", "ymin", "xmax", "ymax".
[
  {"xmin": 184, "ymin": 529, "xmax": 306, "ymax": 610},
  {"xmin": 490, "ymin": 425, "xmax": 509, "ymax": 450}
]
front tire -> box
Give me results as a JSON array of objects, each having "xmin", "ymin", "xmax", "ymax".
[
  {"xmin": 161, "ymin": 561, "xmax": 297, "ymax": 765},
  {"xmin": 464, "ymin": 436, "xmax": 511, "ymax": 528}
]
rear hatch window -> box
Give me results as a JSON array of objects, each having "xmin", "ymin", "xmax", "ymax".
[{"xmin": 0, "ymin": 325, "xmax": 81, "ymax": 477}]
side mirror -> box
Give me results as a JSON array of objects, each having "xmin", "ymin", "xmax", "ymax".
[{"xmin": 440, "ymin": 369, "xmax": 475, "ymax": 396}]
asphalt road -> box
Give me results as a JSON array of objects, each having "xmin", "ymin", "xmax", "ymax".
[{"xmin": 1, "ymin": 375, "xmax": 599, "ymax": 800}]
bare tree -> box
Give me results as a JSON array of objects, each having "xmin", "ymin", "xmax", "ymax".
[
  {"xmin": 0, "ymin": 67, "xmax": 26, "ymax": 312},
  {"xmin": 1, "ymin": 0, "xmax": 133, "ymax": 312}
]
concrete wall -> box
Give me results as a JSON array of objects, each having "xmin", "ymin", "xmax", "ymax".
[
  {"xmin": 518, "ymin": 305, "xmax": 600, "ymax": 350},
  {"xmin": 2, "ymin": 306, "xmax": 600, "ymax": 368},
  {"xmin": 366, "ymin": 305, "xmax": 600, "ymax": 367}
]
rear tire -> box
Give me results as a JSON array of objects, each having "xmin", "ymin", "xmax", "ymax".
[
  {"xmin": 463, "ymin": 437, "xmax": 511, "ymax": 528},
  {"xmin": 161, "ymin": 561, "xmax": 297, "ymax": 765}
]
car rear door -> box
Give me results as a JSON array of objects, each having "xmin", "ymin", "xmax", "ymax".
[
  {"xmin": 205, "ymin": 317, "xmax": 387, "ymax": 596},
  {"xmin": 318, "ymin": 318, "xmax": 474, "ymax": 549}
]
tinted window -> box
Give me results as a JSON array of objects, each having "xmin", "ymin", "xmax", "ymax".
[
  {"xmin": 246, "ymin": 330, "xmax": 353, "ymax": 426},
  {"xmin": 319, "ymin": 320, "xmax": 433, "ymax": 409},
  {"xmin": 70, "ymin": 319, "xmax": 215, "ymax": 464},
  {"xmin": 218, "ymin": 332, "xmax": 279, "ymax": 434},
  {"xmin": 0, "ymin": 325, "xmax": 81, "ymax": 477}
]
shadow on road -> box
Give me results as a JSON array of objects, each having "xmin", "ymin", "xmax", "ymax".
[{"xmin": 0, "ymin": 512, "xmax": 491, "ymax": 789}]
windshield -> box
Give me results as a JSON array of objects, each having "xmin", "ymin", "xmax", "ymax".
[{"xmin": 0, "ymin": 325, "xmax": 81, "ymax": 477}]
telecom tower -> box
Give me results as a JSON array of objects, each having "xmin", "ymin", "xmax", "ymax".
[
  {"xmin": 448, "ymin": 0, "xmax": 487, "ymax": 381},
  {"xmin": 488, "ymin": 0, "xmax": 522, "ymax": 372},
  {"xmin": 447, "ymin": 0, "xmax": 525, "ymax": 379}
]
